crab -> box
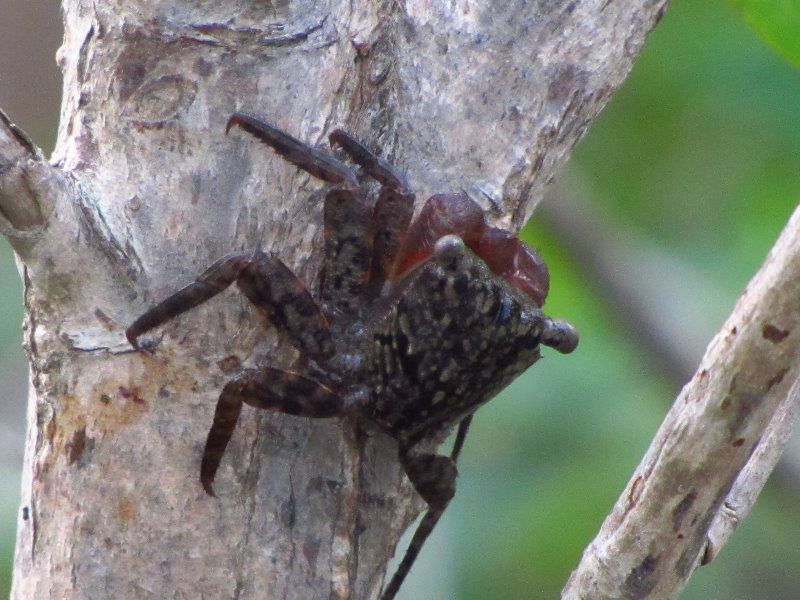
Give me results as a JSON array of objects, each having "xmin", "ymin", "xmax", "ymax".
[{"xmin": 126, "ymin": 113, "xmax": 579, "ymax": 600}]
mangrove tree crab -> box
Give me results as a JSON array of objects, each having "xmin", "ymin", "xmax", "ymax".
[{"xmin": 126, "ymin": 113, "xmax": 579, "ymax": 600}]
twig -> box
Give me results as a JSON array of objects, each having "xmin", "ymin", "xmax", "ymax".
[
  {"xmin": 702, "ymin": 375, "xmax": 800, "ymax": 564},
  {"xmin": 562, "ymin": 203, "xmax": 800, "ymax": 600}
]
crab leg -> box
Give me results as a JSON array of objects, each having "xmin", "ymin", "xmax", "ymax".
[
  {"xmin": 379, "ymin": 416, "xmax": 473, "ymax": 599},
  {"xmin": 226, "ymin": 113, "xmax": 358, "ymax": 187},
  {"xmin": 381, "ymin": 445, "xmax": 459, "ymax": 600},
  {"xmin": 126, "ymin": 252, "xmax": 334, "ymax": 361},
  {"xmin": 327, "ymin": 129, "xmax": 417, "ymax": 291},
  {"xmin": 201, "ymin": 367, "xmax": 344, "ymax": 495},
  {"xmin": 449, "ymin": 414, "xmax": 473, "ymax": 464},
  {"xmin": 125, "ymin": 254, "xmax": 246, "ymax": 348},
  {"xmin": 321, "ymin": 189, "xmax": 374, "ymax": 313},
  {"xmin": 381, "ymin": 509, "xmax": 443, "ymax": 600},
  {"xmin": 329, "ymin": 129, "xmax": 411, "ymax": 193},
  {"xmin": 368, "ymin": 188, "xmax": 415, "ymax": 292}
]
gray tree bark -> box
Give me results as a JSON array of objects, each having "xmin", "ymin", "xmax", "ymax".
[{"xmin": 3, "ymin": 1, "xmax": 671, "ymax": 598}]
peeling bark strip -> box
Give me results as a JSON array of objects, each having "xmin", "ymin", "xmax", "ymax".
[
  {"xmin": 563, "ymin": 206, "xmax": 800, "ymax": 600},
  {"xmin": 8, "ymin": 1, "xmax": 669, "ymax": 599}
]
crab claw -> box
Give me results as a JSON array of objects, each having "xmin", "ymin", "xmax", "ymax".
[
  {"xmin": 475, "ymin": 227, "xmax": 549, "ymax": 307},
  {"xmin": 394, "ymin": 193, "xmax": 485, "ymax": 276}
]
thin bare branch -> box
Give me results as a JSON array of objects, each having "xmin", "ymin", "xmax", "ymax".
[
  {"xmin": 563, "ymin": 203, "xmax": 800, "ymax": 600},
  {"xmin": 703, "ymin": 376, "xmax": 800, "ymax": 564}
]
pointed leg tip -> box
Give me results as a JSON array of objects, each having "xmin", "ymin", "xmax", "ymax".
[
  {"xmin": 125, "ymin": 328, "xmax": 140, "ymax": 351},
  {"xmin": 202, "ymin": 480, "xmax": 217, "ymax": 497},
  {"xmin": 225, "ymin": 113, "xmax": 242, "ymax": 135}
]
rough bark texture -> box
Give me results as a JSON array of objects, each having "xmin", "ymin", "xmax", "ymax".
[{"xmin": 5, "ymin": 1, "xmax": 669, "ymax": 598}]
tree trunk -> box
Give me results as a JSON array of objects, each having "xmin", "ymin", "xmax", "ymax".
[{"xmin": 4, "ymin": 1, "xmax": 668, "ymax": 598}]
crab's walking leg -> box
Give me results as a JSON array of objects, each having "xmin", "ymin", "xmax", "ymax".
[
  {"xmin": 201, "ymin": 367, "xmax": 343, "ymax": 495},
  {"xmin": 380, "ymin": 416, "xmax": 472, "ymax": 599},
  {"xmin": 449, "ymin": 414, "xmax": 474, "ymax": 464},
  {"xmin": 126, "ymin": 252, "xmax": 334, "ymax": 361},
  {"xmin": 328, "ymin": 129, "xmax": 416, "ymax": 290},
  {"xmin": 369, "ymin": 188, "xmax": 415, "ymax": 291},
  {"xmin": 321, "ymin": 189, "xmax": 374, "ymax": 314},
  {"xmin": 329, "ymin": 129, "xmax": 410, "ymax": 193},
  {"xmin": 226, "ymin": 113, "xmax": 358, "ymax": 187},
  {"xmin": 381, "ymin": 447, "xmax": 459, "ymax": 600},
  {"xmin": 126, "ymin": 254, "xmax": 250, "ymax": 348},
  {"xmin": 224, "ymin": 114, "xmax": 377, "ymax": 312},
  {"xmin": 236, "ymin": 252, "xmax": 334, "ymax": 359}
]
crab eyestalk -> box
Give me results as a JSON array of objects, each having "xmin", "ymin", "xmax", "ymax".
[{"xmin": 541, "ymin": 318, "xmax": 579, "ymax": 354}]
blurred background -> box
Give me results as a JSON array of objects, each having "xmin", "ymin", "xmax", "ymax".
[{"xmin": 2, "ymin": 0, "xmax": 800, "ymax": 598}]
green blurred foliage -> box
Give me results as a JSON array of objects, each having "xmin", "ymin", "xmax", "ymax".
[
  {"xmin": 3, "ymin": 0, "xmax": 800, "ymax": 597},
  {"xmin": 728, "ymin": 0, "xmax": 800, "ymax": 70},
  {"xmin": 0, "ymin": 246, "xmax": 23, "ymax": 600},
  {"xmin": 0, "ymin": 251, "xmax": 23, "ymax": 599}
]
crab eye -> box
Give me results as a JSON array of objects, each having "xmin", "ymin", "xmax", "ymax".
[{"xmin": 474, "ymin": 227, "xmax": 550, "ymax": 307}]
